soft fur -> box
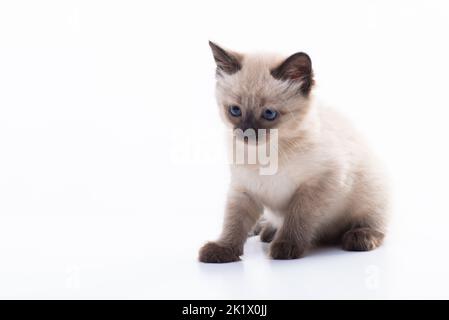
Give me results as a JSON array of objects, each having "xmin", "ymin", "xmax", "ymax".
[{"xmin": 199, "ymin": 42, "xmax": 389, "ymax": 263}]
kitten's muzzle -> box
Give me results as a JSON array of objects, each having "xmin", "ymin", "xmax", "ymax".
[{"xmin": 234, "ymin": 115, "xmax": 264, "ymax": 143}]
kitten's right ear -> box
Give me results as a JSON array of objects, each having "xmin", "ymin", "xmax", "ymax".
[
  {"xmin": 271, "ymin": 52, "xmax": 314, "ymax": 95},
  {"xmin": 209, "ymin": 41, "xmax": 242, "ymax": 75}
]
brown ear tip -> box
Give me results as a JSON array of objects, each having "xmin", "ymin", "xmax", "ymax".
[
  {"xmin": 209, "ymin": 41, "xmax": 219, "ymax": 49},
  {"xmin": 293, "ymin": 52, "xmax": 312, "ymax": 63}
]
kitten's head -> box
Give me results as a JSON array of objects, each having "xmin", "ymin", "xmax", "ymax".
[{"xmin": 209, "ymin": 41, "xmax": 314, "ymax": 143}]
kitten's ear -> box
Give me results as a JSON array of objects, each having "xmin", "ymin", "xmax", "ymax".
[
  {"xmin": 271, "ymin": 52, "xmax": 314, "ymax": 95},
  {"xmin": 209, "ymin": 41, "xmax": 242, "ymax": 75}
]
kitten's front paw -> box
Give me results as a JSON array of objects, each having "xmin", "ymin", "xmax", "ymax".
[
  {"xmin": 198, "ymin": 242, "xmax": 241, "ymax": 263},
  {"xmin": 270, "ymin": 240, "xmax": 305, "ymax": 260}
]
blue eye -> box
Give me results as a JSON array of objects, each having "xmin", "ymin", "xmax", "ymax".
[
  {"xmin": 229, "ymin": 105, "xmax": 242, "ymax": 117},
  {"xmin": 262, "ymin": 108, "xmax": 278, "ymax": 120}
]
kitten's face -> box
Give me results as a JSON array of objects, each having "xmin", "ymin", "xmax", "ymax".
[{"xmin": 209, "ymin": 42, "xmax": 314, "ymax": 142}]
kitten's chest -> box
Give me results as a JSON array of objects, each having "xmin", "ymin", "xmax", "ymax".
[{"xmin": 232, "ymin": 167, "xmax": 298, "ymax": 210}]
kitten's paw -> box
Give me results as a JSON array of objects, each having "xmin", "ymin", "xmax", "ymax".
[
  {"xmin": 260, "ymin": 225, "xmax": 277, "ymax": 243},
  {"xmin": 198, "ymin": 242, "xmax": 241, "ymax": 263},
  {"xmin": 342, "ymin": 227, "xmax": 384, "ymax": 251},
  {"xmin": 270, "ymin": 240, "xmax": 305, "ymax": 260}
]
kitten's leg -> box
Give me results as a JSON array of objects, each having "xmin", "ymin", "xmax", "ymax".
[
  {"xmin": 342, "ymin": 177, "xmax": 388, "ymax": 251},
  {"xmin": 269, "ymin": 184, "xmax": 322, "ymax": 260},
  {"xmin": 269, "ymin": 213, "xmax": 311, "ymax": 260},
  {"xmin": 199, "ymin": 189, "xmax": 262, "ymax": 263}
]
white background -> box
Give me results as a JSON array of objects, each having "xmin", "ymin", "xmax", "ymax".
[{"xmin": 1, "ymin": 0, "xmax": 449, "ymax": 299}]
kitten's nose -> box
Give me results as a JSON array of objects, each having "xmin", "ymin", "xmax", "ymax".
[{"xmin": 237, "ymin": 115, "xmax": 257, "ymax": 133}]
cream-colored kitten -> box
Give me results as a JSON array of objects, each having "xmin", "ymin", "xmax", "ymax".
[{"xmin": 199, "ymin": 42, "xmax": 388, "ymax": 262}]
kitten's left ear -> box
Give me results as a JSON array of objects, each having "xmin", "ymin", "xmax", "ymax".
[
  {"xmin": 271, "ymin": 52, "xmax": 314, "ymax": 95},
  {"xmin": 209, "ymin": 41, "xmax": 242, "ymax": 75}
]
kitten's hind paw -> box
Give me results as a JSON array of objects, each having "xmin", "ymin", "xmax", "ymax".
[
  {"xmin": 198, "ymin": 242, "xmax": 241, "ymax": 263},
  {"xmin": 342, "ymin": 227, "xmax": 384, "ymax": 251},
  {"xmin": 260, "ymin": 225, "xmax": 277, "ymax": 243}
]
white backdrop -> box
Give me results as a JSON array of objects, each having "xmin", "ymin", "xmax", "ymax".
[{"xmin": 1, "ymin": 0, "xmax": 449, "ymax": 299}]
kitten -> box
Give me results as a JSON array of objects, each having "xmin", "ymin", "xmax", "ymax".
[{"xmin": 199, "ymin": 42, "xmax": 388, "ymax": 262}]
